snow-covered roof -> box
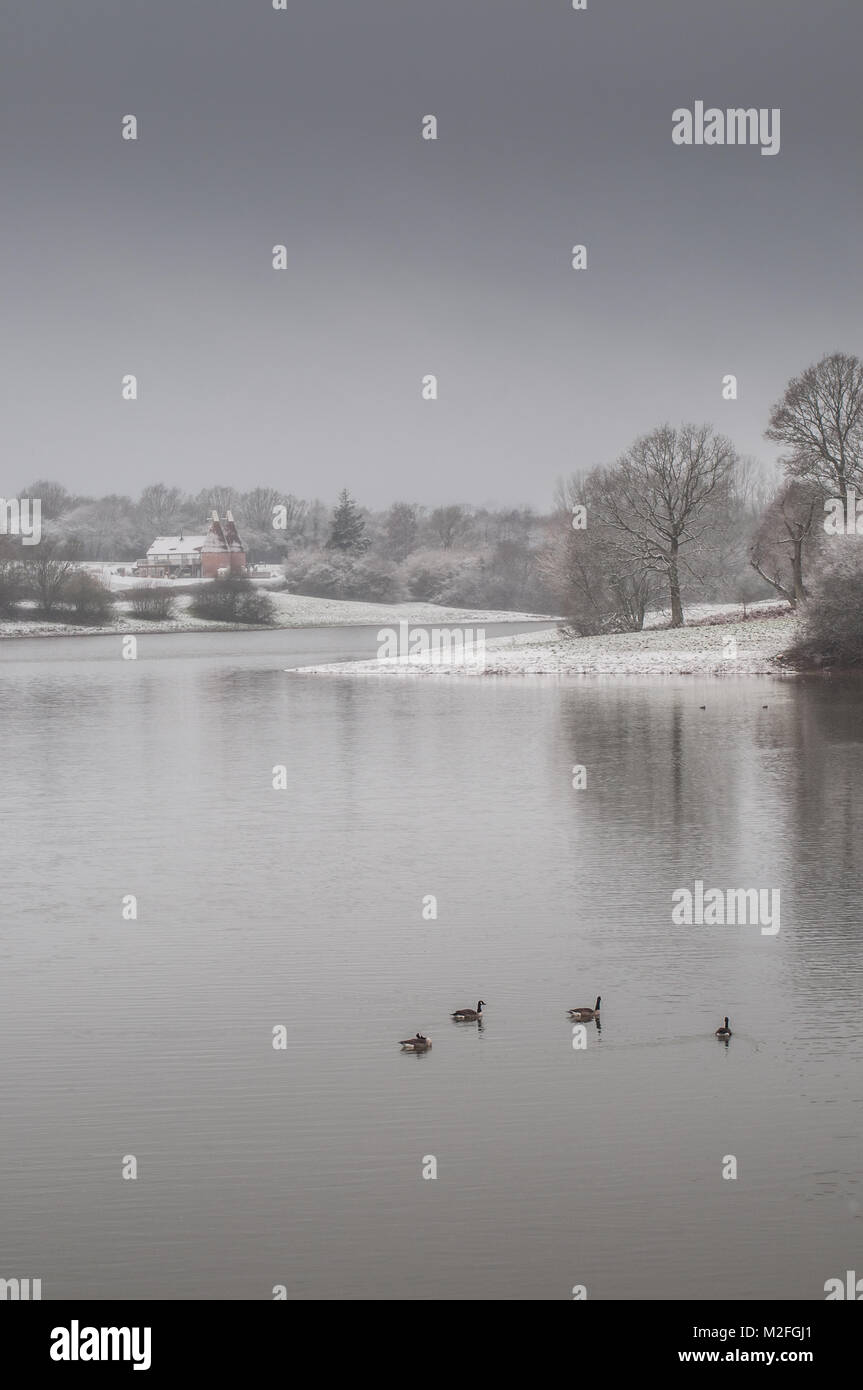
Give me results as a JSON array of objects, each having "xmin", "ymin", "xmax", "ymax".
[{"xmin": 146, "ymin": 535, "xmax": 207, "ymax": 556}]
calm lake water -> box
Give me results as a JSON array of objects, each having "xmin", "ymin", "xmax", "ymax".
[{"xmin": 1, "ymin": 627, "xmax": 861, "ymax": 1300}]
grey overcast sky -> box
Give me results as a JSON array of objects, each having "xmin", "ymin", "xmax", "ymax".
[{"xmin": 1, "ymin": 0, "xmax": 861, "ymax": 508}]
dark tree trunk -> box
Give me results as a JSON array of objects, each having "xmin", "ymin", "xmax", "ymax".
[
  {"xmin": 791, "ymin": 539, "xmax": 806, "ymax": 603},
  {"xmin": 668, "ymin": 540, "xmax": 684, "ymax": 627}
]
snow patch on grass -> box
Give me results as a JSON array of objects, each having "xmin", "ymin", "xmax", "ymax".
[
  {"xmin": 0, "ymin": 590, "xmax": 556, "ymax": 640},
  {"xmin": 297, "ymin": 606, "xmax": 797, "ymax": 678}
]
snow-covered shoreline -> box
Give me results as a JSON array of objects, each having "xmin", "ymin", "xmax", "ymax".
[
  {"xmin": 0, "ymin": 590, "xmax": 555, "ymax": 641},
  {"xmin": 296, "ymin": 605, "xmax": 797, "ymax": 678},
  {"xmin": 1, "ymin": 590, "xmax": 797, "ymax": 677}
]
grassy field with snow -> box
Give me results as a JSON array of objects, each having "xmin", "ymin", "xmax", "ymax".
[
  {"xmin": 297, "ymin": 603, "xmax": 797, "ymax": 677},
  {"xmin": 0, "ymin": 588, "xmax": 555, "ymax": 640}
]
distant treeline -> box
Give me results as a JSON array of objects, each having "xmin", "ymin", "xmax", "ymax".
[
  {"xmin": 1, "ymin": 483, "xmax": 561, "ymax": 612},
  {"xmin": 3, "ymin": 353, "xmax": 862, "ymax": 654},
  {"xmin": 1, "ymin": 476, "xmax": 777, "ymax": 617}
]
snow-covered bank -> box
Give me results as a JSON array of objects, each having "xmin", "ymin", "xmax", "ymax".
[
  {"xmin": 0, "ymin": 590, "xmax": 555, "ymax": 641},
  {"xmin": 296, "ymin": 606, "xmax": 797, "ymax": 678}
]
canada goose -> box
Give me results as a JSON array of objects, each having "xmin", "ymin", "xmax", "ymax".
[
  {"xmin": 699, "ymin": 705, "xmax": 706, "ymax": 710},
  {"xmin": 715, "ymin": 1017, "xmax": 732, "ymax": 1038},
  {"xmin": 568, "ymin": 995, "xmax": 601, "ymax": 1020},
  {"xmin": 399, "ymin": 1033, "xmax": 432, "ymax": 1051},
  {"xmin": 452, "ymin": 1000, "xmax": 485, "ymax": 1021}
]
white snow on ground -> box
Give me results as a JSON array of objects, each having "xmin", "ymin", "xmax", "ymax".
[
  {"xmin": 297, "ymin": 605, "xmax": 797, "ymax": 678},
  {"xmin": 642, "ymin": 598, "xmax": 787, "ymax": 628},
  {"xmin": 82, "ymin": 564, "xmax": 285, "ymax": 591},
  {"xmin": 0, "ymin": 589, "xmax": 556, "ymax": 640}
]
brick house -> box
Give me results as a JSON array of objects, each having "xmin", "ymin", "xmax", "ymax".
[{"xmin": 136, "ymin": 511, "xmax": 246, "ymax": 579}]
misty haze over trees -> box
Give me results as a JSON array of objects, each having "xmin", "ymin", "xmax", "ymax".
[{"xmin": 2, "ymin": 353, "xmax": 861, "ymax": 662}]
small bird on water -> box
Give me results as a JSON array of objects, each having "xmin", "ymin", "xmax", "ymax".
[
  {"xmin": 452, "ymin": 1000, "xmax": 485, "ymax": 1022},
  {"xmin": 568, "ymin": 995, "xmax": 601, "ymax": 1021}
]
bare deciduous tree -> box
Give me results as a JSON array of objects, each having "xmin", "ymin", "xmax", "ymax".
[
  {"xmin": 540, "ymin": 476, "xmax": 656, "ymax": 634},
  {"xmin": 594, "ymin": 423, "xmax": 740, "ymax": 627},
  {"xmin": 23, "ymin": 542, "xmax": 77, "ymax": 615},
  {"xmin": 138, "ymin": 483, "xmax": 185, "ymax": 535},
  {"xmin": 195, "ymin": 485, "xmax": 239, "ymax": 519},
  {"xmin": 766, "ymin": 352, "xmax": 863, "ymax": 520},
  {"xmin": 749, "ymin": 480, "xmax": 821, "ymax": 605},
  {"xmin": 429, "ymin": 504, "xmax": 471, "ymax": 551},
  {"xmin": 18, "ymin": 480, "xmax": 76, "ymax": 521},
  {"xmin": 55, "ymin": 496, "xmax": 139, "ymax": 559},
  {"xmin": 383, "ymin": 502, "xmax": 421, "ymax": 562},
  {"xmin": 240, "ymin": 488, "xmax": 307, "ymax": 535}
]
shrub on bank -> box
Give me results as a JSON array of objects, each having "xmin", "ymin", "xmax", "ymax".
[
  {"xmin": 61, "ymin": 573, "xmax": 116, "ymax": 625},
  {"xmin": 282, "ymin": 551, "xmax": 345, "ymax": 598},
  {"xmin": 781, "ymin": 544, "xmax": 863, "ymax": 669},
  {"xmin": 124, "ymin": 587, "xmax": 177, "ymax": 621},
  {"xmin": 401, "ymin": 549, "xmax": 472, "ymax": 604},
  {"xmin": 339, "ymin": 557, "xmax": 402, "ymax": 603},
  {"xmin": 0, "ymin": 560, "xmax": 26, "ymax": 615},
  {"xmin": 282, "ymin": 550, "xmax": 402, "ymax": 603},
  {"xmin": 189, "ymin": 577, "xmax": 275, "ymax": 625}
]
